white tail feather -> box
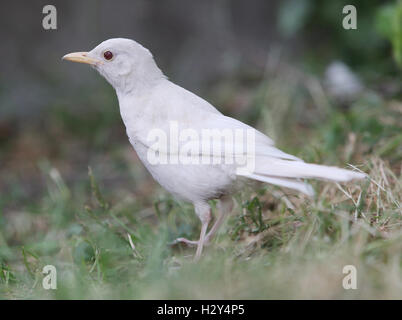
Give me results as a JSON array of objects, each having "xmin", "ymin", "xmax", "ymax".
[
  {"xmin": 253, "ymin": 159, "xmax": 366, "ymax": 181},
  {"xmin": 238, "ymin": 159, "xmax": 366, "ymax": 197},
  {"xmin": 243, "ymin": 173, "xmax": 316, "ymax": 196}
]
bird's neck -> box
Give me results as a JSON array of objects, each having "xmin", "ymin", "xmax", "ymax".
[
  {"xmin": 116, "ymin": 76, "xmax": 167, "ymax": 124},
  {"xmin": 115, "ymin": 61, "xmax": 165, "ymax": 97}
]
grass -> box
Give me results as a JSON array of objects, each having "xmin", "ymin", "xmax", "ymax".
[{"xmin": 0, "ymin": 60, "xmax": 401, "ymax": 299}]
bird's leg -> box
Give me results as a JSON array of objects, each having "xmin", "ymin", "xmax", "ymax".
[
  {"xmin": 204, "ymin": 196, "xmax": 233, "ymax": 243},
  {"xmin": 172, "ymin": 197, "xmax": 232, "ymax": 248},
  {"xmin": 204, "ymin": 209, "xmax": 228, "ymax": 244},
  {"xmin": 171, "ymin": 212, "xmax": 222, "ymax": 247},
  {"xmin": 194, "ymin": 202, "xmax": 211, "ymax": 261},
  {"xmin": 194, "ymin": 216, "xmax": 210, "ymax": 261}
]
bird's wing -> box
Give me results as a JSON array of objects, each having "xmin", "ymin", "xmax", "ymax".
[{"xmin": 138, "ymin": 108, "xmax": 301, "ymax": 162}]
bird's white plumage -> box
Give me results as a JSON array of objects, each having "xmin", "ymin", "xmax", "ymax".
[{"xmin": 64, "ymin": 38, "xmax": 366, "ymax": 259}]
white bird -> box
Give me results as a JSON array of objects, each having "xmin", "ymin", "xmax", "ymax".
[{"xmin": 63, "ymin": 38, "xmax": 366, "ymax": 260}]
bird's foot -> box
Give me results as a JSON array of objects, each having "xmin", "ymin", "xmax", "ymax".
[
  {"xmin": 170, "ymin": 237, "xmax": 199, "ymax": 247},
  {"xmin": 171, "ymin": 236, "xmax": 213, "ymax": 247}
]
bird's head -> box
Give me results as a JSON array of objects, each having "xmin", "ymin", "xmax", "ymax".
[{"xmin": 62, "ymin": 38, "xmax": 164, "ymax": 94}]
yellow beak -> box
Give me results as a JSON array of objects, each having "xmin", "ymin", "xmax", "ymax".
[{"xmin": 62, "ymin": 52, "xmax": 102, "ymax": 65}]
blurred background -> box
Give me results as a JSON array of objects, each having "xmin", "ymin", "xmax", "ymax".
[{"xmin": 0, "ymin": 0, "xmax": 401, "ymax": 299}]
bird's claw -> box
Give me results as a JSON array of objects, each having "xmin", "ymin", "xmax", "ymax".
[
  {"xmin": 170, "ymin": 237, "xmax": 199, "ymax": 247},
  {"xmin": 170, "ymin": 236, "xmax": 214, "ymax": 248}
]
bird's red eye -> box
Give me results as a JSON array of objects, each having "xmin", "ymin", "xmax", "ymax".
[{"xmin": 103, "ymin": 51, "xmax": 113, "ymax": 60}]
